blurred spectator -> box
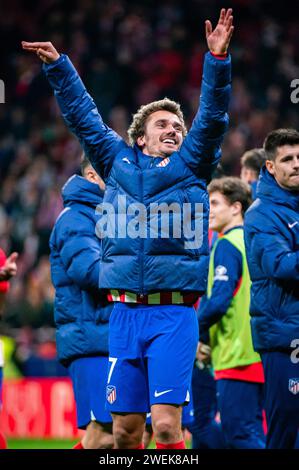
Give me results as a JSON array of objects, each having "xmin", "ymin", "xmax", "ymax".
[{"xmin": 240, "ymin": 148, "xmax": 266, "ymax": 199}]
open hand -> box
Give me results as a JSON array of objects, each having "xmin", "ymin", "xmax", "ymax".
[
  {"xmin": 206, "ymin": 8, "xmax": 234, "ymax": 55},
  {"xmin": 0, "ymin": 252, "xmax": 18, "ymax": 281},
  {"xmin": 21, "ymin": 41, "xmax": 60, "ymax": 64}
]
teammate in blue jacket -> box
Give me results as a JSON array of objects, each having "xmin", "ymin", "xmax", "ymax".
[
  {"xmin": 23, "ymin": 9, "xmax": 234, "ymax": 449},
  {"xmin": 50, "ymin": 156, "xmax": 114, "ymax": 449},
  {"xmin": 244, "ymin": 128, "xmax": 299, "ymax": 449}
]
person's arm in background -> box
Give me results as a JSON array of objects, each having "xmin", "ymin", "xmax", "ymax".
[
  {"xmin": 198, "ymin": 238, "xmax": 242, "ymax": 344},
  {"xmin": 180, "ymin": 8, "xmax": 233, "ymax": 180},
  {"xmin": 50, "ymin": 210, "xmax": 109, "ymax": 355},
  {"xmin": 246, "ymin": 220, "xmax": 299, "ymax": 281},
  {"xmin": 21, "ymin": 41, "xmax": 125, "ymax": 180},
  {"xmin": 51, "ymin": 210, "xmax": 101, "ymax": 291}
]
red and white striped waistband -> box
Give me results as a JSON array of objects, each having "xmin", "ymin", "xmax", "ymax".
[{"xmin": 106, "ymin": 290, "xmax": 199, "ymax": 305}]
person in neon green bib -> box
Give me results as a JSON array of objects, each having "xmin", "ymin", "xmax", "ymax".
[{"xmin": 196, "ymin": 177, "xmax": 265, "ymax": 449}]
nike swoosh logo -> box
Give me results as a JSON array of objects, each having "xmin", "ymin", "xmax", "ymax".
[
  {"xmin": 288, "ymin": 221, "xmax": 298, "ymax": 229},
  {"xmin": 154, "ymin": 389, "xmax": 173, "ymax": 397}
]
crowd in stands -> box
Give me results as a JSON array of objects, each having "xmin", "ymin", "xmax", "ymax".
[{"xmin": 0, "ymin": 0, "xmax": 298, "ymax": 374}]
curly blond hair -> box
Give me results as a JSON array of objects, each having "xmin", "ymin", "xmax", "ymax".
[{"xmin": 127, "ymin": 98, "xmax": 187, "ymax": 146}]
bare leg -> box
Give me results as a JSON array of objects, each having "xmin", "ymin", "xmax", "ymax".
[
  {"xmin": 112, "ymin": 412, "xmax": 146, "ymax": 449},
  {"xmin": 151, "ymin": 404, "xmax": 183, "ymax": 444},
  {"xmin": 81, "ymin": 421, "xmax": 114, "ymax": 449}
]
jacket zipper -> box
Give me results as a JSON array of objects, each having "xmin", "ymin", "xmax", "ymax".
[
  {"xmin": 139, "ymin": 167, "xmax": 144, "ymax": 296},
  {"xmin": 138, "ymin": 157, "xmax": 157, "ymax": 296}
]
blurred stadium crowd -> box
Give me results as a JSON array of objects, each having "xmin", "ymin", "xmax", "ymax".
[{"xmin": 0, "ymin": 0, "xmax": 298, "ymax": 375}]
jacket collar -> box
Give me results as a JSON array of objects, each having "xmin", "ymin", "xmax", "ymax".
[
  {"xmin": 256, "ymin": 166, "xmax": 299, "ymax": 212},
  {"xmin": 134, "ymin": 145, "xmax": 166, "ymax": 169},
  {"xmin": 62, "ymin": 174, "xmax": 104, "ymax": 208}
]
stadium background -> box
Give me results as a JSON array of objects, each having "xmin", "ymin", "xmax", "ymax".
[{"xmin": 0, "ymin": 0, "xmax": 298, "ymax": 448}]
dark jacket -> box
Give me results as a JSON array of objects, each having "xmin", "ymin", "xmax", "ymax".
[
  {"xmin": 50, "ymin": 175, "xmax": 113, "ymax": 365},
  {"xmin": 44, "ymin": 52, "xmax": 231, "ymax": 295},
  {"xmin": 244, "ymin": 167, "xmax": 299, "ymax": 352}
]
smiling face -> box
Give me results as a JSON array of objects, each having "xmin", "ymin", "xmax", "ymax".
[
  {"xmin": 136, "ymin": 110, "xmax": 184, "ymax": 158},
  {"xmin": 266, "ymin": 144, "xmax": 299, "ymax": 191}
]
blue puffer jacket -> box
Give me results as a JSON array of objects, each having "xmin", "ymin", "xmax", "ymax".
[
  {"xmin": 244, "ymin": 167, "xmax": 299, "ymax": 352},
  {"xmin": 44, "ymin": 52, "xmax": 231, "ymax": 295},
  {"xmin": 50, "ymin": 175, "xmax": 113, "ymax": 365}
]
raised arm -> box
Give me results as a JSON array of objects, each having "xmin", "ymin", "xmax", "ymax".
[
  {"xmin": 21, "ymin": 41, "xmax": 126, "ymax": 180},
  {"xmin": 180, "ymin": 9, "xmax": 233, "ymax": 179}
]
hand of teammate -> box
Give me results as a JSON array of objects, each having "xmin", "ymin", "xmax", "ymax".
[
  {"xmin": 0, "ymin": 252, "xmax": 18, "ymax": 281},
  {"xmin": 205, "ymin": 8, "xmax": 234, "ymax": 55},
  {"xmin": 196, "ymin": 341, "xmax": 211, "ymax": 365},
  {"xmin": 21, "ymin": 41, "xmax": 60, "ymax": 64}
]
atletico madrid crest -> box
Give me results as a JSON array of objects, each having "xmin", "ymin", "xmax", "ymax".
[
  {"xmin": 156, "ymin": 157, "xmax": 170, "ymax": 167},
  {"xmin": 106, "ymin": 385, "xmax": 117, "ymax": 403},
  {"xmin": 289, "ymin": 378, "xmax": 299, "ymax": 395}
]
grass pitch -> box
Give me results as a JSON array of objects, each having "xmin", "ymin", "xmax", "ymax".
[
  {"xmin": 7, "ymin": 438, "xmax": 78, "ymax": 449},
  {"xmin": 7, "ymin": 437, "xmax": 190, "ymax": 449}
]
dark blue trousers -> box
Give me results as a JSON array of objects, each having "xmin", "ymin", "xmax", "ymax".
[
  {"xmin": 262, "ymin": 351, "xmax": 299, "ymax": 449},
  {"xmin": 190, "ymin": 364, "xmax": 226, "ymax": 449},
  {"xmin": 216, "ymin": 379, "xmax": 265, "ymax": 449}
]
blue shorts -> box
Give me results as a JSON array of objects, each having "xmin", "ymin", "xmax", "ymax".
[
  {"xmin": 106, "ymin": 303, "xmax": 198, "ymax": 413},
  {"xmin": 145, "ymin": 390, "xmax": 194, "ymax": 427},
  {"xmin": 68, "ymin": 356, "xmax": 112, "ymax": 429}
]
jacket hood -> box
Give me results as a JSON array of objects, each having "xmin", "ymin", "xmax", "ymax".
[
  {"xmin": 256, "ymin": 166, "xmax": 299, "ymax": 212},
  {"xmin": 62, "ymin": 174, "xmax": 104, "ymax": 208}
]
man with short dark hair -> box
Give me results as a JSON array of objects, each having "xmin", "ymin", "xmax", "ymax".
[
  {"xmin": 197, "ymin": 177, "xmax": 265, "ymax": 448},
  {"xmin": 240, "ymin": 148, "xmax": 266, "ymax": 199},
  {"xmin": 244, "ymin": 128, "xmax": 299, "ymax": 448},
  {"xmin": 22, "ymin": 9, "xmax": 234, "ymax": 449}
]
